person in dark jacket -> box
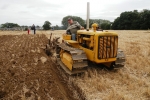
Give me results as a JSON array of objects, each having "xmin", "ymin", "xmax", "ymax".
[{"xmin": 32, "ymin": 24, "xmax": 36, "ymax": 34}]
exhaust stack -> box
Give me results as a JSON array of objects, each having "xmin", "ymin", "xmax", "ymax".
[{"xmin": 86, "ymin": 2, "xmax": 90, "ymax": 31}]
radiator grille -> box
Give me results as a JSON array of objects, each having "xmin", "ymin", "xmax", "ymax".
[{"xmin": 98, "ymin": 36, "xmax": 118, "ymax": 59}]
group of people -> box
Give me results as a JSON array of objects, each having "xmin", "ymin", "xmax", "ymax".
[{"xmin": 27, "ymin": 24, "xmax": 36, "ymax": 35}]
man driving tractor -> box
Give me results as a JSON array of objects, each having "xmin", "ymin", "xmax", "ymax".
[{"xmin": 65, "ymin": 18, "xmax": 84, "ymax": 40}]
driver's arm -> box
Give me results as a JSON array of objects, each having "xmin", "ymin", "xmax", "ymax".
[{"xmin": 75, "ymin": 22, "xmax": 84, "ymax": 30}]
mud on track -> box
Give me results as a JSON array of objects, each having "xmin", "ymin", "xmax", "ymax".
[{"xmin": 0, "ymin": 34, "xmax": 85, "ymax": 100}]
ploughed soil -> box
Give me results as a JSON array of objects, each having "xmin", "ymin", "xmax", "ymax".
[{"xmin": 0, "ymin": 34, "xmax": 84, "ymax": 100}]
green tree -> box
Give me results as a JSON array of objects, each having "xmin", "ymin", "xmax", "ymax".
[
  {"xmin": 101, "ymin": 23, "xmax": 111, "ymax": 30},
  {"xmin": 61, "ymin": 15, "xmax": 85, "ymax": 29},
  {"xmin": 130, "ymin": 10, "xmax": 140, "ymax": 29},
  {"xmin": 112, "ymin": 17, "xmax": 120, "ymax": 30},
  {"xmin": 139, "ymin": 9, "xmax": 150, "ymax": 29},
  {"xmin": 43, "ymin": 21, "xmax": 51, "ymax": 30},
  {"xmin": 1, "ymin": 22, "xmax": 20, "ymax": 28}
]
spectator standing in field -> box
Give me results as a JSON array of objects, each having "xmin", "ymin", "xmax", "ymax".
[
  {"xmin": 31, "ymin": 24, "xmax": 36, "ymax": 34},
  {"xmin": 32, "ymin": 24, "xmax": 36, "ymax": 34}
]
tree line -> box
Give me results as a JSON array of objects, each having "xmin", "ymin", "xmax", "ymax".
[
  {"xmin": 1, "ymin": 9, "xmax": 149, "ymax": 30},
  {"xmin": 112, "ymin": 9, "xmax": 150, "ymax": 30},
  {"xmin": 1, "ymin": 23, "xmax": 20, "ymax": 28}
]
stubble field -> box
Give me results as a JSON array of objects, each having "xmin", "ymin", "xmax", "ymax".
[{"xmin": 0, "ymin": 30, "xmax": 150, "ymax": 100}]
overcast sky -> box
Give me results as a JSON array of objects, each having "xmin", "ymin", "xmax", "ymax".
[{"xmin": 0, "ymin": 0, "xmax": 149, "ymax": 26}]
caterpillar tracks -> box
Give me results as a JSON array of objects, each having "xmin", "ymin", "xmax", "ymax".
[
  {"xmin": 56, "ymin": 43, "xmax": 88, "ymax": 75},
  {"xmin": 45, "ymin": 41, "xmax": 125, "ymax": 75},
  {"xmin": 56, "ymin": 44, "xmax": 125, "ymax": 74}
]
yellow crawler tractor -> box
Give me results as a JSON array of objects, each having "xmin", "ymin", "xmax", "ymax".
[
  {"xmin": 45, "ymin": 2, "xmax": 125, "ymax": 75},
  {"xmin": 56, "ymin": 24, "xmax": 125, "ymax": 75}
]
